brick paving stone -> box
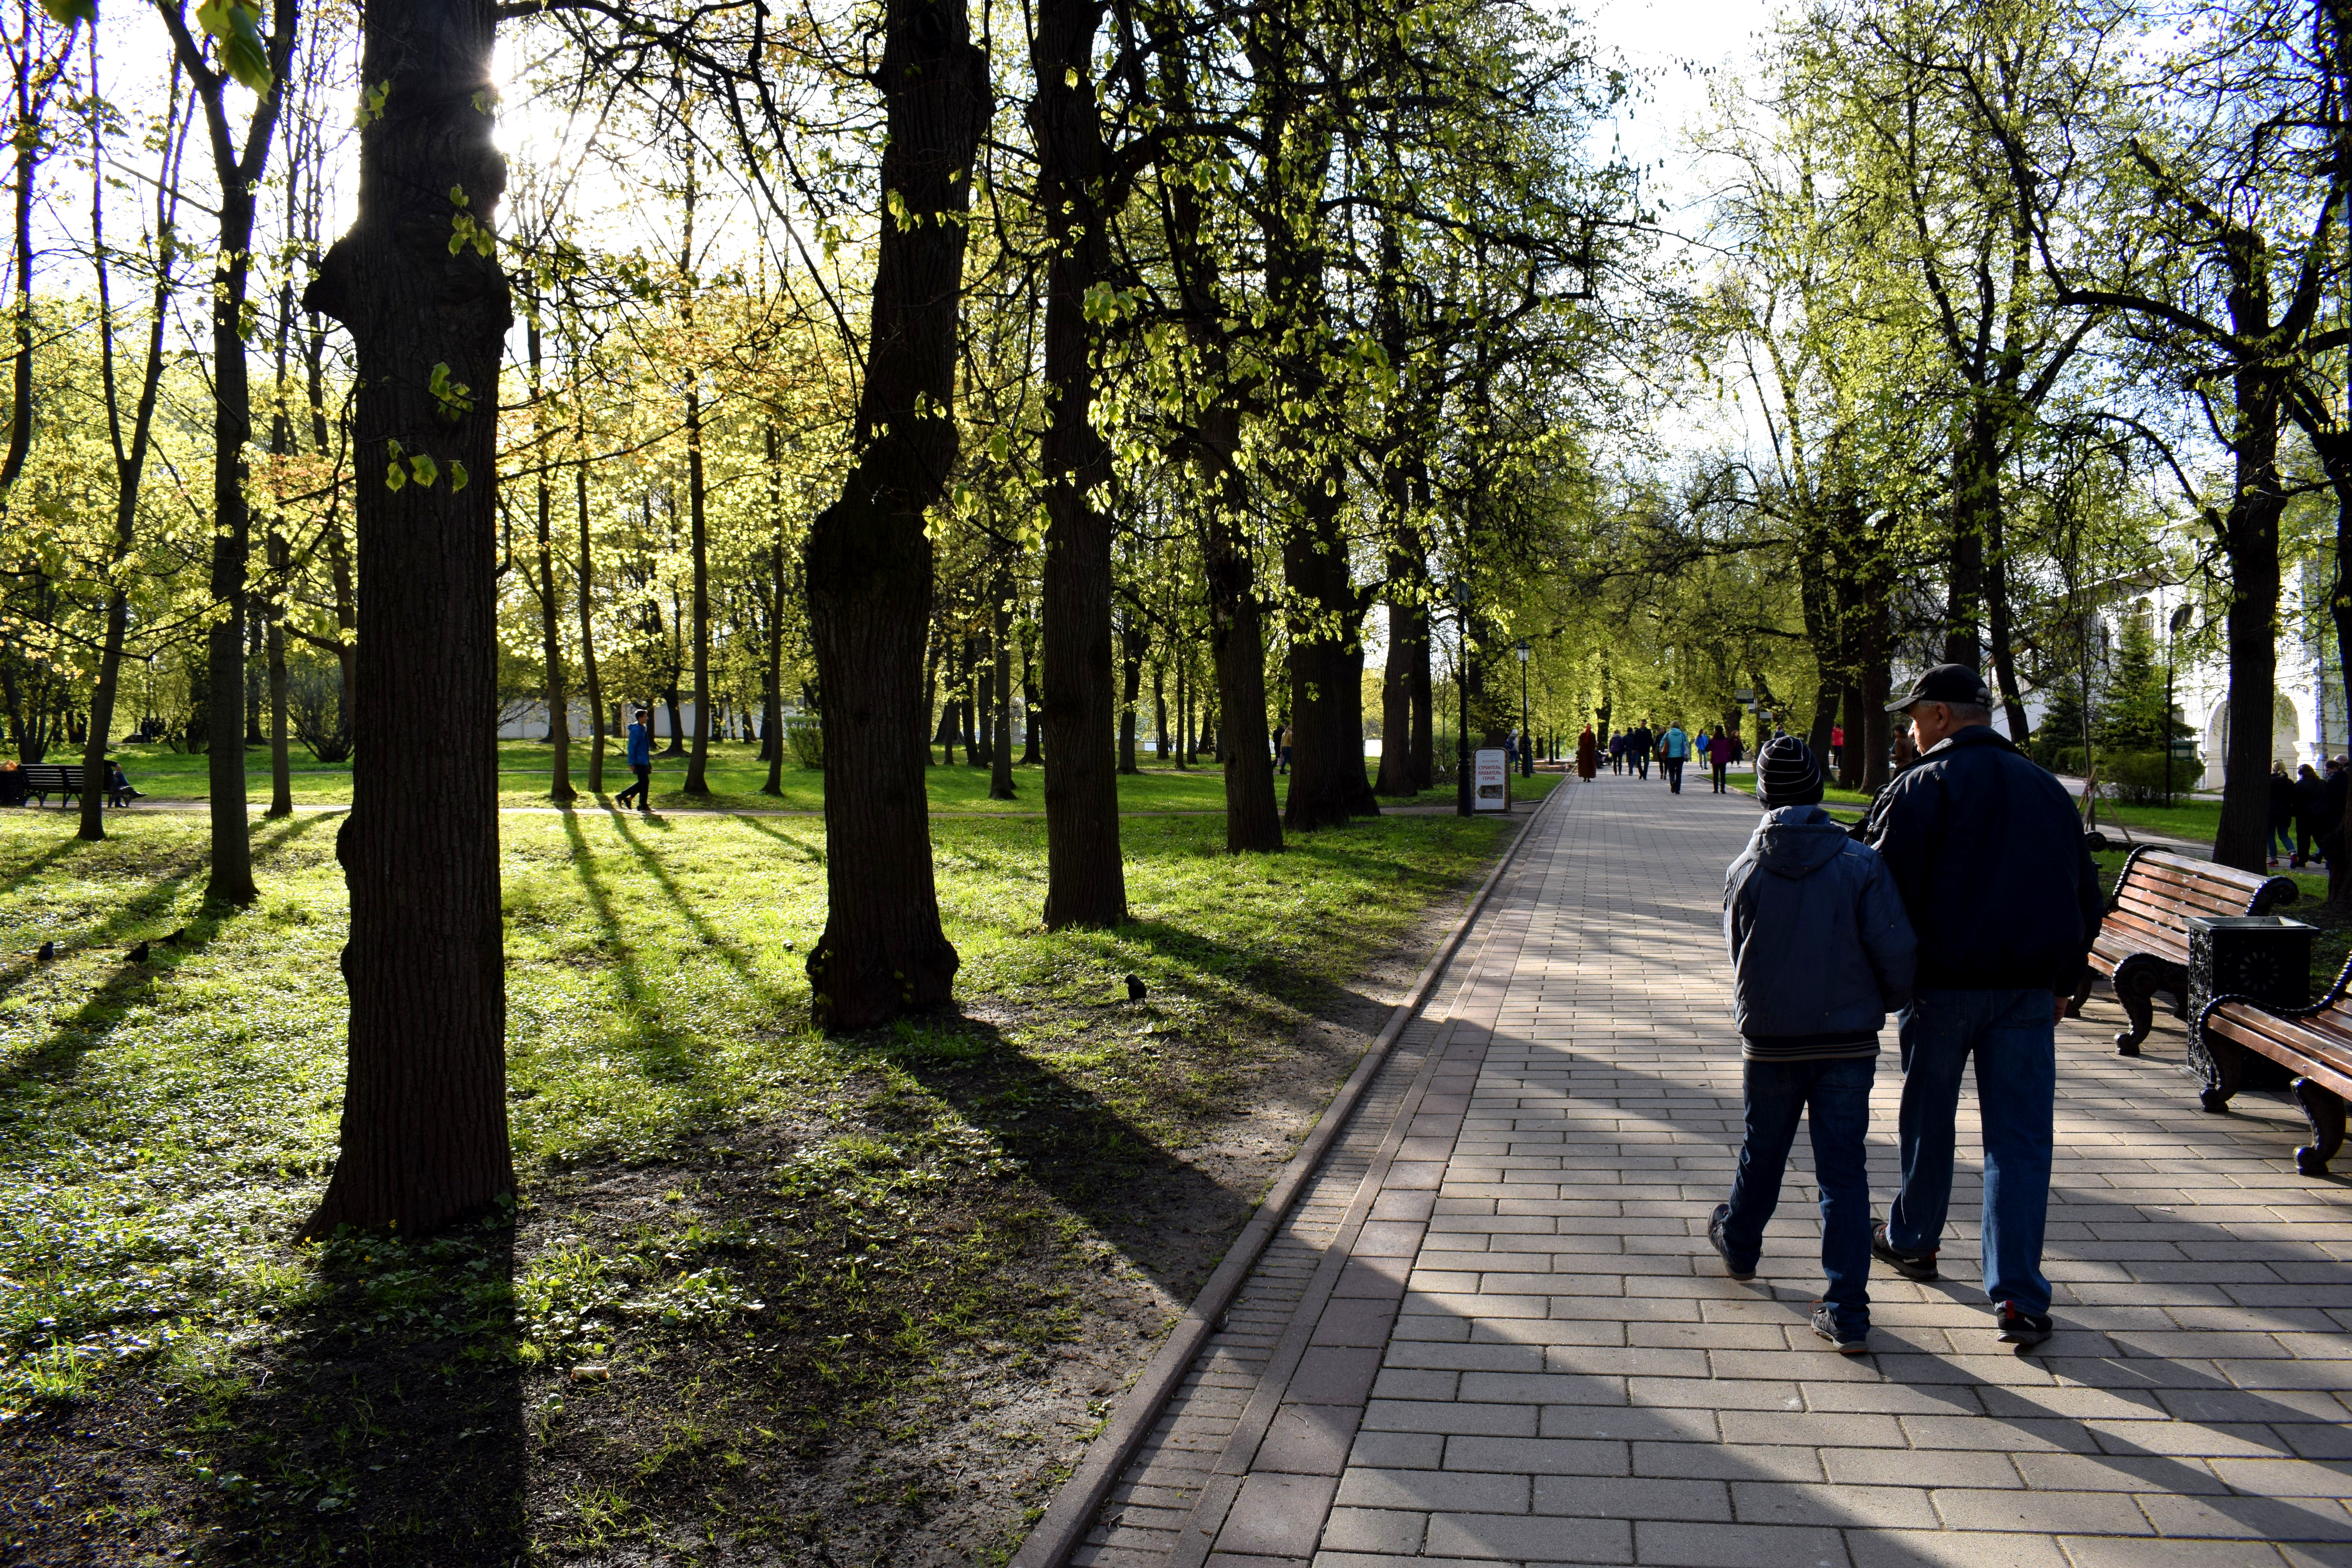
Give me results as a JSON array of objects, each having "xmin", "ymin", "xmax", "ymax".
[{"xmin": 1063, "ymin": 777, "xmax": 2352, "ymax": 1568}]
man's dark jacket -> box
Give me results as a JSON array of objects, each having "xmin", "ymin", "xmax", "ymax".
[{"xmin": 1862, "ymin": 726, "xmax": 2104, "ymax": 995}]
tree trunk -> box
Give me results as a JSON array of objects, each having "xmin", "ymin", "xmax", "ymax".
[
  {"xmin": 1838, "ymin": 682, "xmax": 1863, "ymax": 790},
  {"xmin": 683, "ymin": 376, "xmax": 711, "ymax": 795},
  {"xmin": 1375, "ymin": 543, "xmax": 1425, "ymax": 797},
  {"xmin": 1943, "ymin": 425, "xmax": 1988, "ymax": 670},
  {"xmin": 800, "ymin": 0, "xmax": 982, "ymax": 1029},
  {"xmin": 203, "ymin": 167, "xmax": 261, "ymax": 903},
  {"xmin": 78, "ymin": 55, "xmax": 177, "ymax": 844},
  {"xmin": 530, "ymin": 315, "xmax": 572, "ymax": 801},
  {"xmin": 1171, "ymin": 652, "xmax": 1187, "ymax": 771},
  {"xmin": 1117, "ymin": 615, "xmax": 1144, "ymax": 774},
  {"xmin": 764, "ymin": 428, "xmax": 787, "ymax": 797},
  {"xmin": 1031, "ymin": 0, "xmax": 1124, "ymax": 927},
  {"xmin": 1807, "ymin": 670, "xmax": 1838, "ymax": 760},
  {"xmin": 1985, "ymin": 497, "xmax": 2030, "ymax": 745},
  {"xmin": 989, "ymin": 554, "xmax": 1015, "ymax": 800},
  {"xmin": 299, "ymin": 0, "xmax": 512, "ymax": 1236},
  {"xmin": 1282, "ymin": 472, "xmax": 1377, "ymax": 829},
  {"xmin": 2214, "ymin": 367, "xmax": 2285, "ymax": 871},
  {"xmin": 575, "ymin": 454, "xmax": 604, "ymax": 795},
  {"xmin": 266, "ymin": 534, "xmax": 291, "ymax": 816},
  {"xmin": 1020, "ymin": 633, "xmax": 1041, "ymax": 765},
  {"xmin": 1152, "ymin": 660, "xmax": 1167, "ymax": 760}
]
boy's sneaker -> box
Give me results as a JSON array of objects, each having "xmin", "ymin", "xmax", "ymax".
[
  {"xmin": 1707, "ymin": 1203, "xmax": 1754, "ymax": 1281},
  {"xmin": 1994, "ymin": 1302, "xmax": 2054, "ymax": 1348},
  {"xmin": 1809, "ymin": 1303, "xmax": 1869, "ymax": 1355},
  {"xmin": 1871, "ymin": 1220, "xmax": 1938, "ymax": 1281}
]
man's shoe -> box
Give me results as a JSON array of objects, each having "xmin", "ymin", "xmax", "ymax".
[
  {"xmin": 1707, "ymin": 1203, "xmax": 1754, "ymax": 1281},
  {"xmin": 1809, "ymin": 1302, "xmax": 1869, "ymax": 1355},
  {"xmin": 1994, "ymin": 1302, "xmax": 2054, "ymax": 1348},
  {"xmin": 1870, "ymin": 1220, "xmax": 1938, "ymax": 1281}
]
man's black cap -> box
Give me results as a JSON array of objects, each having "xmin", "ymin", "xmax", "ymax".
[{"xmin": 1886, "ymin": 663, "xmax": 1993, "ymax": 714}]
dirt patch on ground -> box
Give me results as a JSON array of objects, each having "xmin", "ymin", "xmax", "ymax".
[{"xmin": 0, "ymin": 836, "xmax": 1504, "ymax": 1567}]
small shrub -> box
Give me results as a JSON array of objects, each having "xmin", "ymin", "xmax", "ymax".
[
  {"xmin": 787, "ymin": 717, "xmax": 824, "ymax": 770},
  {"xmin": 2102, "ymin": 749, "xmax": 2176, "ymax": 805}
]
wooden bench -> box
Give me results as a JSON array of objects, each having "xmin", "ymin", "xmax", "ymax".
[
  {"xmin": 3, "ymin": 763, "xmax": 138, "ymax": 807},
  {"xmin": 2067, "ymin": 848, "xmax": 2297, "ymax": 1055},
  {"xmin": 2198, "ymin": 965, "xmax": 2352, "ymax": 1176}
]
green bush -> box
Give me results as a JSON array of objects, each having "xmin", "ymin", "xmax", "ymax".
[
  {"xmin": 2101, "ymin": 749, "xmax": 2175, "ymax": 805},
  {"xmin": 786, "ymin": 717, "xmax": 824, "ymax": 770}
]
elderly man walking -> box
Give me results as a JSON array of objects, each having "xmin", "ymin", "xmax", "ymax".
[{"xmin": 1862, "ymin": 665, "xmax": 2104, "ymax": 1348}]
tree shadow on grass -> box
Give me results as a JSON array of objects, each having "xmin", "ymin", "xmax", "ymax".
[
  {"xmin": 186, "ymin": 1216, "xmax": 526, "ymax": 1564},
  {"xmin": 0, "ymin": 813, "xmax": 331, "ymax": 1080},
  {"xmin": 842, "ymin": 1012, "xmax": 1257, "ymax": 1299},
  {"xmin": 559, "ymin": 811, "xmax": 729, "ymax": 1094}
]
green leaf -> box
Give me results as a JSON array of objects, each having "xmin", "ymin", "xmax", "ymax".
[
  {"xmin": 196, "ymin": 0, "xmax": 273, "ymax": 92},
  {"xmin": 450, "ymin": 460, "xmax": 469, "ymax": 493},
  {"xmin": 37, "ymin": 0, "xmax": 94, "ymax": 26},
  {"xmin": 408, "ymin": 452, "xmax": 439, "ymax": 488}
]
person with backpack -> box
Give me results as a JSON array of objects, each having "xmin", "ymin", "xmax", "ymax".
[
  {"xmin": 1660, "ymin": 719, "xmax": 1691, "ymax": 793},
  {"xmin": 1714, "ymin": 735, "xmax": 1916, "ymax": 1354}
]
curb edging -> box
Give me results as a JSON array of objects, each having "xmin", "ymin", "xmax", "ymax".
[{"xmin": 1007, "ymin": 780, "xmax": 1572, "ymax": 1568}]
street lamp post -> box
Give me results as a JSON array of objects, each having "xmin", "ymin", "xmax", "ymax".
[{"xmin": 1515, "ymin": 639, "xmax": 1532, "ymax": 777}]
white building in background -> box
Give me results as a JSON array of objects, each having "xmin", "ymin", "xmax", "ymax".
[{"xmin": 1986, "ymin": 561, "xmax": 2346, "ymax": 792}]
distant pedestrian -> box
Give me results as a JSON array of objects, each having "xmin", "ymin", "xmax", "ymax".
[
  {"xmin": 1708, "ymin": 725, "xmax": 1730, "ymax": 793},
  {"xmin": 1273, "ymin": 720, "xmax": 1291, "ymax": 775},
  {"xmin": 2293, "ymin": 762, "xmax": 2326, "ymax": 869},
  {"xmin": 617, "ymin": 708, "xmax": 654, "ymax": 811},
  {"xmin": 1609, "ymin": 730, "xmax": 1626, "ymax": 774},
  {"xmin": 1631, "ymin": 723, "xmax": 1654, "ymax": 780},
  {"xmin": 2269, "ymin": 762, "xmax": 2296, "ymax": 868},
  {"xmin": 1714, "ymin": 735, "xmax": 1916, "ymax": 1356},
  {"xmin": 1576, "ymin": 725, "xmax": 1599, "ymax": 780},
  {"xmin": 1660, "ymin": 720, "xmax": 1690, "ymax": 793},
  {"xmin": 1863, "ymin": 665, "xmax": 2103, "ymax": 1349},
  {"xmin": 1892, "ymin": 726, "xmax": 1918, "ymax": 771}
]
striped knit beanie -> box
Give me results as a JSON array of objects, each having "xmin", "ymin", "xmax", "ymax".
[{"xmin": 1755, "ymin": 735, "xmax": 1824, "ymax": 808}]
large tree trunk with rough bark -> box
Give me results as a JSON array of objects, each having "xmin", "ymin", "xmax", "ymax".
[
  {"xmin": 203, "ymin": 173, "xmax": 260, "ymax": 901},
  {"xmin": 1375, "ymin": 532, "xmax": 1426, "ymax": 798},
  {"xmin": 801, "ymin": 0, "xmax": 983, "ymax": 1028},
  {"xmin": 1283, "ymin": 474, "xmax": 1377, "ymax": 829},
  {"xmin": 1031, "ymin": 0, "xmax": 1125, "ymax": 927},
  {"xmin": 2214, "ymin": 365, "xmax": 2284, "ymax": 872},
  {"xmin": 299, "ymin": 0, "xmax": 512, "ymax": 1237}
]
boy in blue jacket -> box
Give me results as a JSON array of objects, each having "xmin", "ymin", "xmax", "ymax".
[{"xmin": 1713, "ymin": 735, "xmax": 1916, "ymax": 1354}]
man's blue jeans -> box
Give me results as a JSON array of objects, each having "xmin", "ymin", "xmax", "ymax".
[
  {"xmin": 1720, "ymin": 1055, "xmax": 1877, "ymax": 1335},
  {"xmin": 1887, "ymin": 988, "xmax": 2056, "ymax": 1317}
]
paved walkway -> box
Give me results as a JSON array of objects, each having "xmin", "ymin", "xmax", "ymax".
[{"xmin": 1075, "ymin": 771, "xmax": 2352, "ymax": 1568}]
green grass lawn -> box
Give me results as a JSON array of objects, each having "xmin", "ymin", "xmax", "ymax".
[
  {"xmin": 89, "ymin": 742, "xmax": 1560, "ymax": 818},
  {"xmin": 0, "ymin": 798, "xmax": 1524, "ymax": 1561}
]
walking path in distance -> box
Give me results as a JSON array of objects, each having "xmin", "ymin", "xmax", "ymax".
[{"xmin": 1073, "ymin": 770, "xmax": 2352, "ymax": 1568}]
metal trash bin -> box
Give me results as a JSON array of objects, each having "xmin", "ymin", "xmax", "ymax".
[{"xmin": 2189, "ymin": 914, "xmax": 2316, "ymax": 1096}]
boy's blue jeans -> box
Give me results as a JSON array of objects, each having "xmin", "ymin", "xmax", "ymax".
[
  {"xmin": 1719, "ymin": 1055, "xmax": 1877, "ymax": 1335},
  {"xmin": 1886, "ymin": 988, "xmax": 2056, "ymax": 1318}
]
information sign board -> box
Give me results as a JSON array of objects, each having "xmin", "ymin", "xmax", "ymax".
[{"xmin": 1474, "ymin": 748, "xmax": 1509, "ymax": 811}]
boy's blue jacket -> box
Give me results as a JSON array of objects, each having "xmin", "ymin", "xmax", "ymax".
[
  {"xmin": 626, "ymin": 721, "xmax": 652, "ymax": 768},
  {"xmin": 1724, "ymin": 805, "xmax": 1917, "ymax": 1049}
]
